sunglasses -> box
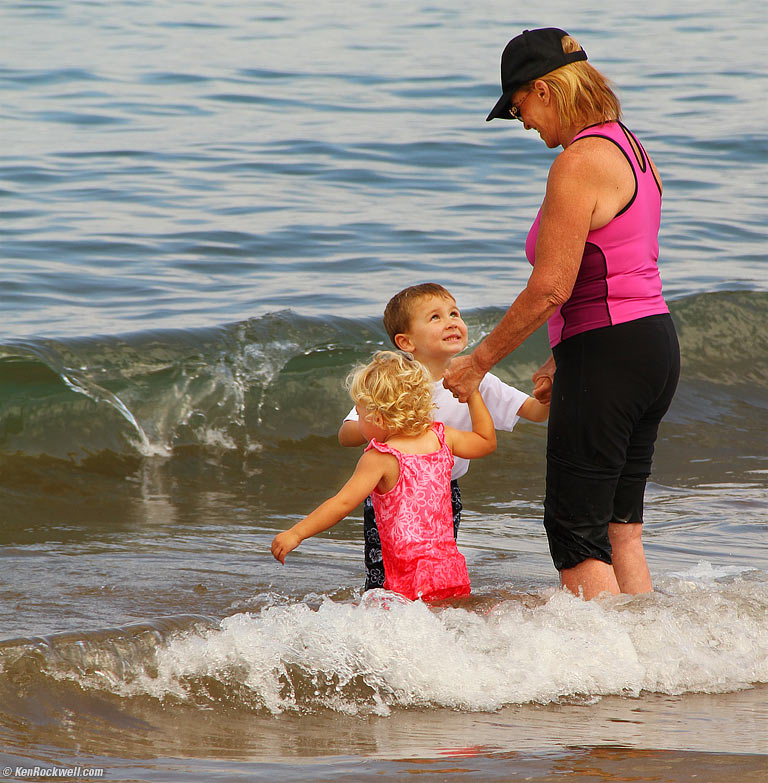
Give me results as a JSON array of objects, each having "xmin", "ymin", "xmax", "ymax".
[{"xmin": 508, "ymin": 91, "xmax": 532, "ymax": 121}]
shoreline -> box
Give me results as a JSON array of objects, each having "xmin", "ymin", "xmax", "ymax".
[{"xmin": 2, "ymin": 688, "xmax": 766, "ymax": 775}]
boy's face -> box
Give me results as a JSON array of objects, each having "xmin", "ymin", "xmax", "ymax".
[{"xmin": 394, "ymin": 295, "xmax": 468, "ymax": 365}]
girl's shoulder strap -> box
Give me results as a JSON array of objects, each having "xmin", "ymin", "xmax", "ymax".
[
  {"xmin": 364, "ymin": 437, "xmax": 401, "ymax": 458},
  {"xmin": 431, "ymin": 420, "xmax": 446, "ymax": 446},
  {"xmin": 364, "ymin": 424, "xmax": 445, "ymax": 456}
]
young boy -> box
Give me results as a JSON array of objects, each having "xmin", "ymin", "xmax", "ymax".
[{"xmin": 338, "ymin": 283, "xmax": 549, "ymax": 590}]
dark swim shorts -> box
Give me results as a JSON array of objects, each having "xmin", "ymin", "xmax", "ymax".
[{"xmin": 543, "ymin": 314, "xmax": 680, "ymax": 571}]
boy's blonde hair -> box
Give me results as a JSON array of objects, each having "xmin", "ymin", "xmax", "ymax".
[
  {"xmin": 347, "ymin": 351, "xmax": 435, "ymax": 436},
  {"xmin": 382, "ymin": 283, "xmax": 456, "ymax": 345},
  {"xmin": 530, "ymin": 35, "xmax": 621, "ymax": 129}
]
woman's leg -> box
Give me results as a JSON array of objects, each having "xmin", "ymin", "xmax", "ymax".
[
  {"xmin": 560, "ymin": 558, "xmax": 620, "ymax": 599},
  {"xmin": 609, "ymin": 522, "xmax": 652, "ymax": 594}
]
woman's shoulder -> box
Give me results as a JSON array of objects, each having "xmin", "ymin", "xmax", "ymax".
[
  {"xmin": 564, "ymin": 122, "xmax": 646, "ymax": 169},
  {"xmin": 573, "ymin": 120, "xmax": 624, "ymax": 141},
  {"xmin": 550, "ymin": 128, "xmax": 632, "ymax": 189}
]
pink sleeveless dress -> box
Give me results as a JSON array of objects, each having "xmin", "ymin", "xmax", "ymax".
[{"xmin": 366, "ymin": 422, "xmax": 471, "ymax": 601}]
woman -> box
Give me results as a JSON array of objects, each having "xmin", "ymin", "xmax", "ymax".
[{"xmin": 444, "ymin": 28, "xmax": 680, "ymax": 600}]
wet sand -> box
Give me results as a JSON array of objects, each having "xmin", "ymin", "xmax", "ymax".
[{"xmin": 2, "ymin": 686, "xmax": 766, "ymax": 781}]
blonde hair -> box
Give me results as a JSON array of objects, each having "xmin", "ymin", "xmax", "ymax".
[
  {"xmin": 529, "ymin": 35, "xmax": 621, "ymax": 128},
  {"xmin": 382, "ymin": 283, "xmax": 456, "ymax": 345},
  {"xmin": 347, "ymin": 350, "xmax": 435, "ymax": 436}
]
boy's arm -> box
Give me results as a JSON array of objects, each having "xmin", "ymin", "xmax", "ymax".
[
  {"xmin": 338, "ymin": 419, "xmax": 367, "ymax": 447},
  {"xmin": 444, "ymin": 389, "xmax": 496, "ymax": 460},
  {"xmin": 517, "ymin": 395, "xmax": 550, "ymax": 422},
  {"xmin": 271, "ymin": 450, "xmax": 388, "ymax": 563}
]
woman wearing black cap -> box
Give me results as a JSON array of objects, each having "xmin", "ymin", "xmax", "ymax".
[{"xmin": 444, "ymin": 28, "xmax": 680, "ymax": 600}]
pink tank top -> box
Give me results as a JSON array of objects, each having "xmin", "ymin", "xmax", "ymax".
[
  {"xmin": 525, "ymin": 121, "xmax": 669, "ymax": 348},
  {"xmin": 366, "ymin": 422, "xmax": 471, "ymax": 602}
]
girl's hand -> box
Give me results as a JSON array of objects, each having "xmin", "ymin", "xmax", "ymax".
[
  {"xmin": 443, "ymin": 354, "xmax": 484, "ymax": 403},
  {"xmin": 271, "ymin": 530, "xmax": 301, "ymax": 564}
]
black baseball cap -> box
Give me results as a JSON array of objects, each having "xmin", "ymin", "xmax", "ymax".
[{"xmin": 486, "ymin": 27, "xmax": 588, "ymax": 121}]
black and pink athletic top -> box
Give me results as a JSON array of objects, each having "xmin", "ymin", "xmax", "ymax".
[{"xmin": 525, "ymin": 121, "xmax": 669, "ymax": 349}]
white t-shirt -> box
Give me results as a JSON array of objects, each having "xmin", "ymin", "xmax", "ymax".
[{"xmin": 344, "ymin": 373, "xmax": 529, "ymax": 480}]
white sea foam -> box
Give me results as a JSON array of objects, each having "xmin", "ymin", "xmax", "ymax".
[
  {"xmin": 666, "ymin": 560, "xmax": 751, "ymax": 582},
  {"xmin": 130, "ymin": 565, "xmax": 768, "ymax": 715}
]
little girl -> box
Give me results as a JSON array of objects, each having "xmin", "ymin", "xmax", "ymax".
[{"xmin": 271, "ymin": 350, "xmax": 496, "ymax": 601}]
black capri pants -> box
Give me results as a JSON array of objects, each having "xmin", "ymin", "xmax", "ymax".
[{"xmin": 543, "ymin": 314, "xmax": 680, "ymax": 571}]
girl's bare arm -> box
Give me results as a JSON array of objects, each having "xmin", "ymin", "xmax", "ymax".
[
  {"xmin": 271, "ymin": 450, "xmax": 390, "ymax": 563},
  {"xmin": 445, "ymin": 390, "xmax": 496, "ymax": 459}
]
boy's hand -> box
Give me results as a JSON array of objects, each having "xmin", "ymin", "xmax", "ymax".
[
  {"xmin": 533, "ymin": 374, "xmax": 553, "ymax": 405},
  {"xmin": 271, "ymin": 530, "xmax": 301, "ymax": 564},
  {"xmin": 532, "ymin": 355, "xmax": 556, "ymax": 405}
]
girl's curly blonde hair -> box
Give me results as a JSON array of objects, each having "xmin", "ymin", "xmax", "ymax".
[{"xmin": 347, "ymin": 350, "xmax": 435, "ymax": 437}]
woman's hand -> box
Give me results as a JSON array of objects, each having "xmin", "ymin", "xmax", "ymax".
[{"xmin": 443, "ymin": 353, "xmax": 485, "ymax": 403}]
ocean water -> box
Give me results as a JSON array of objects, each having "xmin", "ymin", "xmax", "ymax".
[{"xmin": 1, "ymin": 1, "xmax": 767, "ymax": 781}]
